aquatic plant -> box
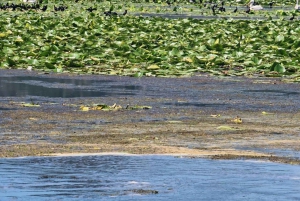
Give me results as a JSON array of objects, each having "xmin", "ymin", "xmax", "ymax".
[{"xmin": 0, "ymin": 0, "xmax": 299, "ymax": 78}]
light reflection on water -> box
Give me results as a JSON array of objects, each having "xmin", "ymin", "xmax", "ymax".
[{"xmin": 0, "ymin": 155, "xmax": 300, "ymax": 201}]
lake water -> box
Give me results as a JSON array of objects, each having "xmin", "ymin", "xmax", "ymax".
[
  {"xmin": 0, "ymin": 76, "xmax": 141, "ymax": 98},
  {"xmin": 1, "ymin": 71, "xmax": 300, "ymax": 113},
  {"xmin": 1, "ymin": 155, "xmax": 300, "ymax": 201}
]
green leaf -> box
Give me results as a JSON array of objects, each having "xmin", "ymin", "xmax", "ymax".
[
  {"xmin": 45, "ymin": 62, "xmax": 55, "ymax": 69},
  {"xmin": 270, "ymin": 62, "xmax": 285, "ymax": 73},
  {"xmin": 275, "ymin": 35, "xmax": 284, "ymax": 42},
  {"xmin": 6, "ymin": 58, "xmax": 16, "ymax": 67},
  {"xmin": 22, "ymin": 103, "xmax": 40, "ymax": 107},
  {"xmin": 147, "ymin": 64, "xmax": 160, "ymax": 70},
  {"xmin": 27, "ymin": 59, "xmax": 40, "ymax": 66}
]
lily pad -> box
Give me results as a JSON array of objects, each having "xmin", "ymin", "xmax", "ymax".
[{"xmin": 147, "ymin": 64, "xmax": 160, "ymax": 70}]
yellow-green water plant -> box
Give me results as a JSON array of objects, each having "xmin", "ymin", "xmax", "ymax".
[{"xmin": 0, "ymin": 1, "xmax": 299, "ymax": 78}]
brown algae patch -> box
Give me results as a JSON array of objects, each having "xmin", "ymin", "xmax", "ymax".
[
  {"xmin": 210, "ymin": 154, "xmax": 300, "ymax": 165},
  {"xmin": 1, "ymin": 108, "xmax": 300, "ymax": 165},
  {"xmin": 1, "ymin": 106, "xmax": 300, "ymax": 165},
  {"xmin": 0, "ymin": 143, "xmax": 271, "ymax": 159},
  {"xmin": 1, "ymin": 70, "xmax": 300, "ymax": 165}
]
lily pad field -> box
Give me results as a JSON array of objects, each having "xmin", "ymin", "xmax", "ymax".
[{"xmin": 0, "ymin": 0, "xmax": 299, "ymax": 78}]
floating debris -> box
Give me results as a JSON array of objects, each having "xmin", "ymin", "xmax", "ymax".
[
  {"xmin": 231, "ymin": 116, "xmax": 242, "ymax": 124},
  {"xmin": 79, "ymin": 103, "xmax": 151, "ymax": 112}
]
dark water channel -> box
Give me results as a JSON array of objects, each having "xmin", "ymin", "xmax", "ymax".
[
  {"xmin": 1, "ymin": 71, "xmax": 300, "ymax": 112},
  {"xmin": 0, "ymin": 76, "xmax": 141, "ymax": 98},
  {"xmin": 1, "ymin": 155, "xmax": 300, "ymax": 201},
  {"xmin": 133, "ymin": 5, "xmax": 297, "ymax": 20}
]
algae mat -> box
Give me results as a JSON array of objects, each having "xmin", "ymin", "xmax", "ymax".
[{"xmin": 0, "ymin": 69, "xmax": 300, "ymax": 164}]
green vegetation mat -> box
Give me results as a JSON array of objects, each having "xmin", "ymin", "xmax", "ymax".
[{"xmin": 0, "ymin": 0, "xmax": 299, "ymax": 79}]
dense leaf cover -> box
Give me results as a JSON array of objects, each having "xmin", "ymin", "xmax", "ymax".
[{"xmin": 0, "ymin": 0, "xmax": 299, "ymax": 77}]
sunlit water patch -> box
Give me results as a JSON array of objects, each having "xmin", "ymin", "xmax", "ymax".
[{"xmin": 0, "ymin": 155, "xmax": 300, "ymax": 201}]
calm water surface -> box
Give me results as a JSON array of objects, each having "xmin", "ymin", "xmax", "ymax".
[
  {"xmin": 0, "ymin": 76, "xmax": 141, "ymax": 98},
  {"xmin": 1, "ymin": 155, "xmax": 300, "ymax": 201}
]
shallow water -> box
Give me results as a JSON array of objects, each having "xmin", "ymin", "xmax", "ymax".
[
  {"xmin": 1, "ymin": 155, "xmax": 300, "ymax": 201},
  {"xmin": 238, "ymin": 147, "xmax": 300, "ymax": 159},
  {"xmin": 243, "ymin": 89, "xmax": 300, "ymax": 97},
  {"xmin": 133, "ymin": 5, "xmax": 297, "ymax": 21},
  {"xmin": 0, "ymin": 76, "xmax": 141, "ymax": 98},
  {"xmin": 1, "ymin": 71, "xmax": 300, "ymax": 113}
]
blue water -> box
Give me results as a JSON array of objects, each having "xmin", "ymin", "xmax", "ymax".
[{"xmin": 0, "ymin": 155, "xmax": 300, "ymax": 201}]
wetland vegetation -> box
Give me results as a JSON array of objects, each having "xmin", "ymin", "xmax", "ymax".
[
  {"xmin": 0, "ymin": 0, "xmax": 299, "ymax": 80},
  {"xmin": 0, "ymin": 0, "xmax": 300, "ymax": 163}
]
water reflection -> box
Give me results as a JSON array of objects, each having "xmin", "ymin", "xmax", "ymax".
[
  {"xmin": 0, "ymin": 76, "xmax": 142, "ymax": 98},
  {"xmin": 164, "ymin": 102, "xmax": 224, "ymax": 108},
  {"xmin": 0, "ymin": 155, "xmax": 300, "ymax": 200}
]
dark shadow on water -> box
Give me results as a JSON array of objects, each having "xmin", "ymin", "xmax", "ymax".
[
  {"xmin": 164, "ymin": 102, "xmax": 224, "ymax": 108},
  {"xmin": 0, "ymin": 76, "xmax": 143, "ymax": 98},
  {"xmin": 0, "ymin": 107, "xmax": 16, "ymax": 110},
  {"xmin": 135, "ymin": 13, "xmax": 268, "ymax": 20},
  {"xmin": 243, "ymin": 89, "xmax": 300, "ymax": 96}
]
